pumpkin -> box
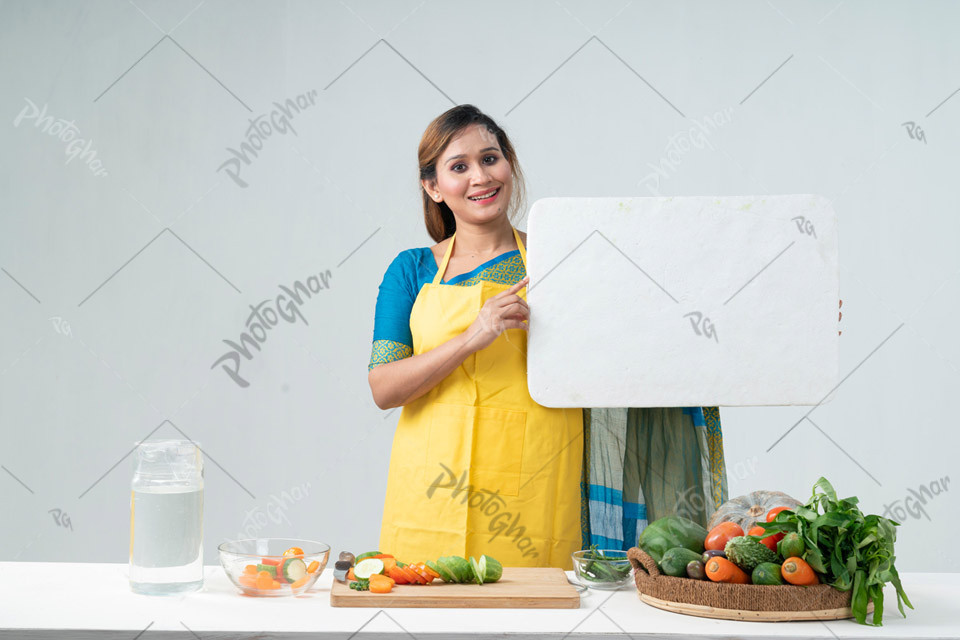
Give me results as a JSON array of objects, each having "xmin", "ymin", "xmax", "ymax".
[{"xmin": 707, "ymin": 491, "xmax": 802, "ymax": 533}]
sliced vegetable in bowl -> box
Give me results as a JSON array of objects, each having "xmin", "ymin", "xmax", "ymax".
[
  {"xmin": 219, "ymin": 538, "xmax": 330, "ymax": 597},
  {"xmin": 572, "ymin": 546, "xmax": 632, "ymax": 589}
]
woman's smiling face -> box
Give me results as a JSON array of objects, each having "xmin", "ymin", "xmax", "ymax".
[{"xmin": 424, "ymin": 123, "xmax": 513, "ymax": 226}]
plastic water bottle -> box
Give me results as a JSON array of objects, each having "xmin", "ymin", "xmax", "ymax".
[{"xmin": 129, "ymin": 439, "xmax": 204, "ymax": 595}]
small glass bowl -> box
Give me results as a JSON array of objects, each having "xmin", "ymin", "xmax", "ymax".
[
  {"xmin": 219, "ymin": 538, "xmax": 330, "ymax": 597},
  {"xmin": 571, "ymin": 549, "xmax": 633, "ymax": 590}
]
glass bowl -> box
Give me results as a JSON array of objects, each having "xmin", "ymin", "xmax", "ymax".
[
  {"xmin": 571, "ymin": 549, "xmax": 633, "ymax": 590},
  {"xmin": 219, "ymin": 538, "xmax": 330, "ymax": 596}
]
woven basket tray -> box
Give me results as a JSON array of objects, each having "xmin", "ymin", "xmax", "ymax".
[{"xmin": 627, "ymin": 546, "xmax": 870, "ymax": 622}]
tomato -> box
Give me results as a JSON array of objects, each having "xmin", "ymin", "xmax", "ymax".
[
  {"xmin": 704, "ymin": 522, "xmax": 744, "ymax": 551},
  {"xmin": 748, "ymin": 525, "xmax": 783, "ymax": 552},
  {"xmin": 766, "ymin": 506, "xmax": 791, "ymax": 522}
]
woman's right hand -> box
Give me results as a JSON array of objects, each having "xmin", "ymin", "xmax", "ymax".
[{"xmin": 463, "ymin": 276, "xmax": 530, "ymax": 352}]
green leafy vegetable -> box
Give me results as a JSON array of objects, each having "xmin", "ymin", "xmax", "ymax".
[
  {"xmin": 756, "ymin": 477, "xmax": 913, "ymax": 626},
  {"xmin": 579, "ymin": 544, "xmax": 632, "ymax": 582}
]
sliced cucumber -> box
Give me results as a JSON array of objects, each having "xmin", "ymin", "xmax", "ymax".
[
  {"xmin": 469, "ymin": 556, "xmax": 484, "ymax": 585},
  {"xmin": 354, "ymin": 551, "xmax": 381, "ymax": 564},
  {"xmin": 437, "ymin": 557, "xmax": 460, "ymax": 583},
  {"xmin": 354, "ymin": 557, "xmax": 385, "ymax": 580},
  {"xmin": 281, "ymin": 557, "xmax": 307, "ymax": 583},
  {"xmin": 256, "ymin": 563, "xmax": 277, "ymax": 577}
]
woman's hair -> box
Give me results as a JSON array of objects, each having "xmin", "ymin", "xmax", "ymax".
[{"xmin": 418, "ymin": 104, "xmax": 527, "ymax": 242}]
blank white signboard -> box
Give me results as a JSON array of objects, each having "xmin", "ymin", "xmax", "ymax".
[{"xmin": 525, "ymin": 195, "xmax": 839, "ymax": 408}]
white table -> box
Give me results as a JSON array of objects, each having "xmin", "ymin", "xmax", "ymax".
[{"xmin": 1, "ymin": 562, "xmax": 957, "ymax": 639}]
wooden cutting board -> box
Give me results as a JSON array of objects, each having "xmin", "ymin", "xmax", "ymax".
[{"xmin": 329, "ymin": 567, "xmax": 581, "ymax": 608}]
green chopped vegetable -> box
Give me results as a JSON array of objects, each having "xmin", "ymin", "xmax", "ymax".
[
  {"xmin": 349, "ymin": 577, "xmax": 370, "ymax": 591},
  {"xmin": 579, "ymin": 545, "xmax": 632, "ymax": 583},
  {"xmin": 755, "ymin": 477, "xmax": 913, "ymax": 626}
]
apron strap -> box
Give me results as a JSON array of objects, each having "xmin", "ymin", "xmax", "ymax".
[
  {"xmin": 432, "ymin": 227, "xmax": 527, "ymax": 285},
  {"xmin": 432, "ymin": 232, "xmax": 457, "ymax": 285},
  {"xmin": 512, "ymin": 226, "xmax": 527, "ymax": 268}
]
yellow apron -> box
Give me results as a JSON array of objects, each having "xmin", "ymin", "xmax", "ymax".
[{"xmin": 379, "ymin": 227, "xmax": 583, "ymax": 570}]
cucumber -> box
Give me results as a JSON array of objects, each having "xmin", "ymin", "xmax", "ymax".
[
  {"xmin": 256, "ymin": 563, "xmax": 277, "ymax": 577},
  {"xmin": 751, "ymin": 562, "xmax": 784, "ymax": 585},
  {"xmin": 353, "ymin": 558, "xmax": 385, "ymax": 579},
  {"xmin": 659, "ymin": 547, "xmax": 703, "ymax": 577},
  {"xmin": 281, "ymin": 557, "xmax": 307, "ymax": 583},
  {"xmin": 469, "ymin": 556, "xmax": 484, "ymax": 585},
  {"xmin": 427, "ymin": 560, "xmax": 453, "ymax": 583},
  {"xmin": 354, "ymin": 551, "xmax": 381, "ymax": 564}
]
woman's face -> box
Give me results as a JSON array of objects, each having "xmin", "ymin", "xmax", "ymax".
[{"xmin": 424, "ymin": 123, "xmax": 513, "ymax": 227}]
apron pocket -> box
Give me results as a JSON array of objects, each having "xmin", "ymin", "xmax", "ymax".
[
  {"xmin": 471, "ymin": 405, "xmax": 527, "ymax": 497},
  {"xmin": 424, "ymin": 403, "xmax": 527, "ymax": 498}
]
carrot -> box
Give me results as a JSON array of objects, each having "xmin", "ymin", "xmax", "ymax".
[
  {"xmin": 270, "ymin": 580, "xmax": 281, "ymax": 589},
  {"xmin": 260, "ymin": 557, "xmax": 282, "ymax": 566},
  {"xmin": 369, "ymin": 553, "xmax": 395, "ymax": 560},
  {"xmin": 307, "ymin": 560, "xmax": 320, "ymax": 574},
  {"xmin": 369, "ymin": 573, "xmax": 394, "ymax": 593},
  {"xmin": 290, "ymin": 576, "xmax": 309, "ymax": 589},
  {"xmin": 346, "ymin": 567, "xmax": 355, "ymax": 581},
  {"xmin": 238, "ymin": 574, "xmax": 258, "ymax": 588},
  {"xmin": 381, "ymin": 557, "xmax": 398, "ymax": 572},
  {"xmin": 243, "ymin": 564, "xmax": 258, "ymax": 575},
  {"xmin": 255, "ymin": 571, "xmax": 274, "ymax": 590},
  {"xmin": 420, "ymin": 563, "xmax": 440, "ymax": 580},
  {"xmin": 387, "ymin": 566, "xmax": 409, "ymax": 584},
  {"xmin": 401, "ymin": 565, "xmax": 425, "ymax": 584},
  {"xmin": 781, "ymin": 557, "xmax": 818, "ymax": 586},
  {"xmin": 705, "ymin": 557, "xmax": 749, "ymax": 584}
]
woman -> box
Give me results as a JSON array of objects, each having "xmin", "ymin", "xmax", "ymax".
[{"xmin": 368, "ymin": 104, "xmax": 583, "ymax": 569}]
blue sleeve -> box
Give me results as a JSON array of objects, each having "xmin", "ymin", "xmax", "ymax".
[{"xmin": 373, "ymin": 250, "xmax": 418, "ymax": 346}]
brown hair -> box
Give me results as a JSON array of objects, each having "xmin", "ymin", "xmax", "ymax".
[{"xmin": 418, "ymin": 104, "xmax": 527, "ymax": 242}]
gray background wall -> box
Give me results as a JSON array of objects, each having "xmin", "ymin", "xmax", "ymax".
[{"xmin": 1, "ymin": 0, "xmax": 957, "ymax": 573}]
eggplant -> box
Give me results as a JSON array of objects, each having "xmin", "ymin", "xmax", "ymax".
[{"xmin": 702, "ymin": 549, "xmax": 726, "ymax": 564}]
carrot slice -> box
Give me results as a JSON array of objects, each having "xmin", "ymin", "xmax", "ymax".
[
  {"xmin": 401, "ymin": 566, "xmax": 424, "ymax": 584},
  {"xmin": 387, "ymin": 566, "xmax": 408, "ymax": 584},
  {"xmin": 256, "ymin": 572, "xmax": 274, "ymax": 589},
  {"xmin": 369, "ymin": 573, "xmax": 394, "ymax": 593},
  {"xmin": 238, "ymin": 574, "xmax": 258, "ymax": 587},
  {"xmin": 260, "ymin": 557, "xmax": 282, "ymax": 566},
  {"xmin": 243, "ymin": 564, "xmax": 258, "ymax": 575},
  {"xmin": 307, "ymin": 560, "xmax": 320, "ymax": 574},
  {"xmin": 291, "ymin": 576, "xmax": 309, "ymax": 589}
]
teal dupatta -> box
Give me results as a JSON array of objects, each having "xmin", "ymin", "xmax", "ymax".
[{"xmin": 580, "ymin": 407, "xmax": 728, "ymax": 550}]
